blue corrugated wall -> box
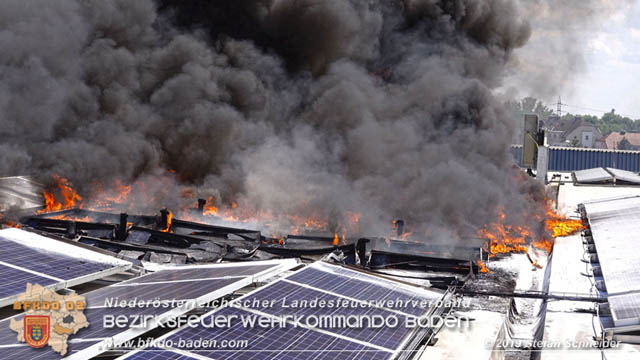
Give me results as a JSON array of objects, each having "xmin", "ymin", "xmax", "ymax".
[{"xmin": 510, "ymin": 145, "xmax": 640, "ymax": 172}]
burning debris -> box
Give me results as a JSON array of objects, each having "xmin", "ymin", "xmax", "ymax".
[
  {"xmin": 0, "ymin": 172, "xmax": 582, "ymax": 274},
  {"xmin": 476, "ymin": 260, "xmax": 491, "ymax": 274}
]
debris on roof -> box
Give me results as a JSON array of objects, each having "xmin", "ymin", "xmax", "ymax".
[{"xmin": 0, "ymin": 175, "xmax": 612, "ymax": 359}]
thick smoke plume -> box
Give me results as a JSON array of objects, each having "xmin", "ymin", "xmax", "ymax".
[
  {"xmin": 503, "ymin": 0, "xmax": 636, "ymax": 99},
  {"xmin": 1, "ymin": 0, "xmax": 554, "ymax": 237}
]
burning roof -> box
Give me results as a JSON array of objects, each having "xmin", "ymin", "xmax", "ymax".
[{"xmin": 0, "ymin": 0, "xmax": 626, "ymax": 358}]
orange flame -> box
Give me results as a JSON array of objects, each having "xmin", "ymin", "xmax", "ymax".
[
  {"xmin": 38, "ymin": 176, "xmax": 82, "ymax": 213},
  {"xmin": 103, "ymin": 180, "xmax": 131, "ymax": 204},
  {"xmin": 477, "ymin": 214, "xmax": 530, "ymax": 257},
  {"xmin": 479, "ymin": 202, "xmax": 585, "ymax": 259},
  {"xmin": 400, "ymin": 232, "xmax": 413, "ymax": 240},
  {"xmin": 203, "ymin": 196, "xmax": 219, "ymax": 216},
  {"xmin": 476, "ymin": 260, "xmax": 491, "ymax": 273},
  {"xmin": 49, "ymin": 215, "xmax": 91, "ymax": 222},
  {"xmin": 41, "ymin": 191, "xmax": 62, "ymax": 213},
  {"xmin": 544, "ymin": 208, "xmax": 585, "ymax": 238},
  {"xmin": 332, "ymin": 232, "xmax": 339, "ymax": 246},
  {"xmin": 161, "ymin": 210, "xmax": 173, "ymax": 232},
  {"xmin": 56, "ymin": 175, "xmax": 82, "ymax": 208}
]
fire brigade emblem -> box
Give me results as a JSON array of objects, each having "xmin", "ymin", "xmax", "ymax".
[{"xmin": 24, "ymin": 315, "xmax": 50, "ymax": 348}]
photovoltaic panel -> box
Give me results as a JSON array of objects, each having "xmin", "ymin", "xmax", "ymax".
[
  {"xmin": 606, "ymin": 167, "xmax": 640, "ymax": 184},
  {"xmin": 582, "ymin": 196, "xmax": 640, "ymax": 220},
  {"xmin": 574, "ymin": 167, "xmax": 613, "ymax": 184},
  {"xmin": 286, "ymin": 266, "xmax": 438, "ymax": 316},
  {"xmin": 121, "ymin": 350, "xmax": 198, "ymax": 360},
  {"xmin": 584, "ymin": 202, "xmax": 640, "ymax": 295},
  {"xmin": 162, "ymin": 307, "xmax": 391, "ymax": 360},
  {"xmin": 0, "ymin": 340, "xmax": 100, "ymax": 359},
  {"xmin": 0, "ymin": 228, "xmax": 132, "ymax": 307},
  {"xmin": 0, "ymin": 264, "xmax": 58, "ymax": 298},
  {"xmin": 582, "ymin": 196, "xmax": 640, "ymax": 327},
  {"xmin": 0, "ymin": 306, "xmax": 177, "ymax": 348},
  {"xmin": 609, "ymin": 292, "xmax": 640, "ymax": 325},
  {"xmin": 84, "ymin": 278, "xmax": 241, "ymax": 308},
  {"xmin": 241, "ymin": 280, "xmax": 411, "ymax": 349},
  {"xmin": 0, "ymin": 235, "xmax": 112, "ymax": 279},
  {"xmin": 126, "ymin": 264, "xmax": 277, "ymax": 284},
  {"xmin": 0, "ymin": 259, "xmax": 298, "ymax": 360},
  {"xmin": 119, "ymin": 262, "xmax": 450, "ymax": 360}
]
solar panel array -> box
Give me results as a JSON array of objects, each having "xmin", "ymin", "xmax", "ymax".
[
  {"xmin": 119, "ymin": 262, "xmax": 449, "ymax": 360},
  {"xmin": 582, "ymin": 196, "xmax": 640, "ymax": 327},
  {"xmin": 0, "ymin": 228, "xmax": 132, "ymax": 306},
  {"xmin": 0, "ymin": 260, "xmax": 297, "ymax": 359}
]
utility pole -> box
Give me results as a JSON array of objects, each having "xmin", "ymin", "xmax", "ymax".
[{"xmin": 556, "ymin": 96, "xmax": 563, "ymax": 116}]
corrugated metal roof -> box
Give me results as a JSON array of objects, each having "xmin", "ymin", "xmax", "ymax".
[{"xmin": 510, "ymin": 145, "xmax": 640, "ymax": 172}]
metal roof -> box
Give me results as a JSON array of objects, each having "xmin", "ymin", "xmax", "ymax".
[{"xmin": 511, "ymin": 145, "xmax": 640, "ymax": 172}]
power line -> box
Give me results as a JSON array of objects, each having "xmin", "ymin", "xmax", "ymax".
[{"xmin": 543, "ymin": 102, "xmax": 639, "ymax": 120}]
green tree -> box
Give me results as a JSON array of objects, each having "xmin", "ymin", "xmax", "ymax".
[
  {"xmin": 505, "ymin": 97, "xmax": 554, "ymax": 119},
  {"xmin": 569, "ymin": 137, "xmax": 582, "ymax": 148},
  {"xmin": 617, "ymin": 138, "xmax": 633, "ymax": 150},
  {"xmin": 505, "ymin": 97, "xmax": 554, "ymax": 143}
]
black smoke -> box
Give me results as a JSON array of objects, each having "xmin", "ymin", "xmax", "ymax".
[{"xmin": 1, "ymin": 0, "xmax": 552, "ymax": 236}]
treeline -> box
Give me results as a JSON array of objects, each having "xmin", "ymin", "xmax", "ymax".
[{"xmin": 505, "ymin": 97, "xmax": 640, "ymax": 136}]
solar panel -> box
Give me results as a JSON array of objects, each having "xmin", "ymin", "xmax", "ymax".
[
  {"xmin": 606, "ymin": 167, "xmax": 640, "ymax": 184},
  {"xmin": 0, "ymin": 228, "xmax": 132, "ymax": 307},
  {"xmin": 574, "ymin": 167, "xmax": 613, "ymax": 183},
  {"xmin": 84, "ymin": 278, "xmax": 243, "ymax": 308},
  {"xmin": 286, "ymin": 266, "xmax": 439, "ymax": 316},
  {"xmin": 0, "ymin": 340, "xmax": 100, "ymax": 359},
  {"xmin": 243, "ymin": 280, "xmax": 411, "ymax": 349},
  {"xmin": 119, "ymin": 350, "xmax": 198, "ymax": 360},
  {"xmin": 0, "ymin": 264, "xmax": 58, "ymax": 298},
  {"xmin": 609, "ymin": 292, "xmax": 640, "ymax": 326},
  {"xmin": 0, "ymin": 236, "xmax": 112, "ymax": 279},
  {"xmin": 583, "ymin": 201, "xmax": 640, "ymax": 295},
  {"xmin": 583, "ymin": 197, "xmax": 640, "ymax": 327},
  {"xmin": 161, "ymin": 307, "xmax": 391, "ymax": 360},
  {"xmin": 119, "ymin": 262, "xmax": 450, "ymax": 360},
  {"xmin": 127, "ymin": 264, "xmax": 277, "ymax": 284},
  {"xmin": 0, "ymin": 259, "xmax": 299, "ymax": 359}
]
